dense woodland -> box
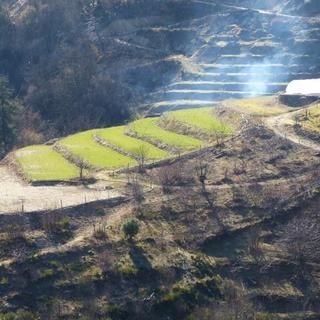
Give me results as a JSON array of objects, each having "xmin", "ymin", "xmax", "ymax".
[{"xmin": 0, "ymin": 1, "xmax": 138, "ymax": 157}]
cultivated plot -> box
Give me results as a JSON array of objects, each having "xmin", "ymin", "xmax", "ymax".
[
  {"xmin": 96, "ymin": 126, "xmax": 169, "ymax": 160},
  {"xmin": 166, "ymin": 107, "xmax": 233, "ymax": 134},
  {"xmin": 15, "ymin": 145, "xmax": 79, "ymax": 181},
  {"xmin": 59, "ymin": 130, "xmax": 136, "ymax": 169},
  {"xmin": 129, "ymin": 118, "xmax": 203, "ymax": 150}
]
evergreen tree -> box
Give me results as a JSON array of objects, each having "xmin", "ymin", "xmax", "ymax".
[{"xmin": 0, "ymin": 76, "xmax": 18, "ymax": 156}]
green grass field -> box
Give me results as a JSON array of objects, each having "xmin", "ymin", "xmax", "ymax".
[
  {"xmin": 59, "ymin": 130, "xmax": 136, "ymax": 169},
  {"xmin": 14, "ymin": 106, "xmax": 239, "ymax": 182},
  {"xmin": 15, "ymin": 145, "xmax": 79, "ymax": 181},
  {"xmin": 228, "ymin": 96, "xmax": 290, "ymax": 116},
  {"xmin": 96, "ymin": 126, "xmax": 169, "ymax": 160},
  {"xmin": 129, "ymin": 118, "xmax": 203, "ymax": 150},
  {"xmin": 167, "ymin": 107, "xmax": 233, "ymax": 134}
]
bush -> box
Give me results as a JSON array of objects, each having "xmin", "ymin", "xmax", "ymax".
[
  {"xmin": 3, "ymin": 223, "xmax": 25, "ymax": 242},
  {"xmin": 41, "ymin": 212, "xmax": 70, "ymax": 234},
  {"xmin": 92, "ymin": 222, "xmax": 107, "ymax": 240},
  {"xmin": 122, "ymin": 219, "xmax": 139, "ymax": 240},
  {"xmin": 158, "ymin": 164, "xmax": 184, "ymax": 194},
  {"xmin": 0, "ymin": 310, "xmax": 39, "ymax": 320}
]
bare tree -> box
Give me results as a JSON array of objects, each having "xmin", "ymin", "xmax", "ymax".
[
  {"xmin": 195, "ymin": 160, "xmax": 208, "ymax": 193},
  {"xmin": 191, "ymin": 280, "xmax": 258, "ymax": 320},
  {"xmin": 158, "ymin": 164, "xmax": 184, "ymax": 194},
  {"xmin": 127, "ymin": 175, "xmax": 144, "ymax": 205},
  {"xmin": 136, "ymin": 145, "xmax": 149, "ymax": 173},
  {"xmin": 280, "ymin": 214, "xmax": 320, "ymax": 266},
  {"xmin": 78, "ymin": 158, "xmax": 87, "ymax": 181},
  {"xmin": 247, "ymin": 227, "xmax": 264, "ymax": 264}
]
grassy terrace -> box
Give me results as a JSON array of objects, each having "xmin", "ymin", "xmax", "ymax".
[
  {"xmin": 15, "ymin": 145, "xmax": 79, "ymax": 181},
  {"xmin": 14, "ymin": 106, "xmax": 241, "ymax": 182},
  {"xmin": 96, "ymin": 126, "xmax": 169, "ymax": 160},
  {"xmin": 59, "ymin": 130, "xmax": 136, "ymax": 169},
  {"xmin": 227, "ymin": 96, "xmax": 290, "ymax": 116},
  {"xmin": 129, "ymin": 118, "xmax": 203, "ymax": 150},
  {"xmin": 167, "ymin": 107, "xmax": 233, "ymax": 134}
]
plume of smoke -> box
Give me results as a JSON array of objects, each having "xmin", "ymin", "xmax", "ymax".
[{"xmin": 241, "ymin": 55, "xmax": 287, "ymax": 97}]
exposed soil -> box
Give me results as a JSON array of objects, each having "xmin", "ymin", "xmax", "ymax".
[
  {"xmin": 265, "ymin": 108, "xmax": 320, "ymax": 152},
  {"xmin": 0, "ymin": 165, "xmax": 122, "ymax": 214}
]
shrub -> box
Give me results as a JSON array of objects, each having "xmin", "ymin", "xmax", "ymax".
[
  {"xmin": 158, "ymin": 164, "xmax": 184, "ymax": 194},
  {"xmin": 3, "ymin": 223, "xmax": 25, "ymax": 242},
  {"xmin": 41, "ymin": 212, "xmax": 70, "ymax": 234},
  {"xmin": 92, "ymin": 222, "xmax": 107, "ymax": 240},
  {"xmin": 0, "ymin": 310, "xmax": 39, "ymax": 320},
  {"xmin": 38, "ymin": 268, "xmax": 55, "ymax": 280},
  {"xmin": 122, "ymin": 219, "xmax": 139, "ymax": 240},
  {"xmin": 127, "ymin": 176, "xmax": 144, "ymax": 204}
]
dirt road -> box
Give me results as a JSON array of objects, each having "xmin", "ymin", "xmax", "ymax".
[
  {"xmin": 0, "ymin": 165, "xmax": 122, "ymax": 214},
  {"xmin": 265, "ymin": 109, "xmax": 320, "ymax": 152}
]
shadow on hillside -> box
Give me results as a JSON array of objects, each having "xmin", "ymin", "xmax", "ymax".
[{"xmin": 129, "ymin": 245, "xmax": 153, "ymax": 272}]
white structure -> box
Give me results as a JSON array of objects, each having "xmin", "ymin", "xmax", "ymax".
[{"xmin": 286, "ymin": 79, "xmax": 320, "ymax": 96}]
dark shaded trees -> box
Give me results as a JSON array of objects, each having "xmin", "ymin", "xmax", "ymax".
[{"xmin": 0, "ymin": 76, "xmax": 19, "ymax": 156}]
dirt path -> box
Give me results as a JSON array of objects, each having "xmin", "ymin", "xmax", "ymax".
[
  {"xmin": 0, "ymin": 165, "xmax": 123, "ymax": 214},
  {"xmin": 40, "ymin": 202, "xmax": 131, "ymax": 256},
  {"xmin": 265, "ymin": 110, "xmax": 320, "ymax": 152}
]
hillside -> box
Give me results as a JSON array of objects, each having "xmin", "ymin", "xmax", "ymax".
[
  {"xmin": 1, "ymin": 97, "xmax": 320, "ymax": 319},
  {"xmin": 12, "ymin": 107, "xmax": 233, "ymax": 183},
  {"xmin": 0, "ymin": 0, "xmax": 320, "ymax": 157},
  {"xmin": 1, "ymin": 1, "xmax": 320, "ymax": 319}
]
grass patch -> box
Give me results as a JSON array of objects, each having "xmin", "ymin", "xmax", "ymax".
[
  {"xmin": 167, "ymin": 107, "xmax": 233, "ymax": 134},
  {"xmin": 227, "ymin": 96, "xmax": 290, "ymax": 116},
  {"xmin": 59, "ymin": 130, "xmax": 136, "ymax": 169},
  {"xmin": 15, "ymin": 145, "xmax": 79, "ymax": 181},
  {"xmin": 96, "ymin": 126, "xmax": 169, "ymax": 160},
  {"xmin": 297, "ymin": 103, "xmax": 320, "ymax": 133},
  {"xmin": 129, "ymin": 118, "xmax": 203, "ymax": 150}
]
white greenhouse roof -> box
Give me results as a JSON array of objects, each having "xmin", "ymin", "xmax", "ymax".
[{"xmin": 286, "ymin": 79, "xmax": 320, "ymax": 96}]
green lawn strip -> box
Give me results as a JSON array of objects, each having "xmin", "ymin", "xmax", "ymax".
[
  {"xmin": 129, "ymin": 118, "xmax": 203, "ymax": 151},
  {"xmin": 95, "ymin": 126, "xmax": 169, "ymax": 160},
  {"xmin": 167, "ymin": 107, "xmax": 233, "ymax": 134},
  {"xmin": 59, "ymin": 130, "xmax": 136, "ymax": 169},
  {"xmin": 15, "ymin": 145, "xmax": 79, "ymax": 181},
  {"xmin": 227, "ymin": 96, "xmax": 290, "ymax": 116}
]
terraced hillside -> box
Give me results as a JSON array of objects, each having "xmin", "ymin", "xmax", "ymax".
[
  {"xmin": 13, "ymin": 108, "xmax": 232, "ymax": 182},
  {"xmin": 142, "ymin": 1, "xmax": 320, "ymax": 114},
  {"xmin": 2, "ymin": 0, "xmax": 320, "ymax": 147}
]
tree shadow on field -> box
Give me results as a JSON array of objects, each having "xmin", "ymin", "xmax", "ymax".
[{"xmin": 129, "ymin": 244, "xmax": 153, "ymax": 272}]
